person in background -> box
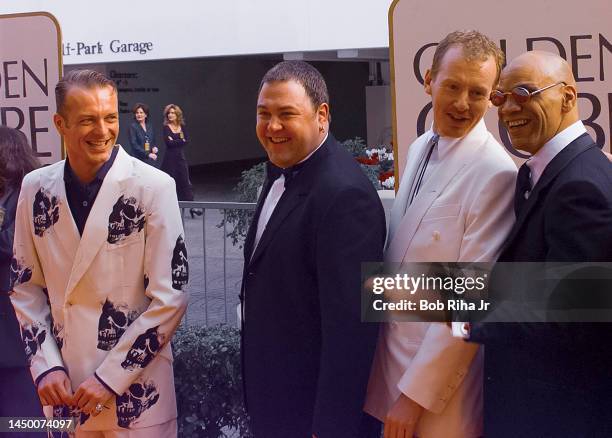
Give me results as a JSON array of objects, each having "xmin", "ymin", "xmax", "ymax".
[
  {"xmin": 128, "ymin": 102, "xmax": 159, "ymax": 164},
  {"xmin": 0, "ymin": 126, "xmax": 46, "ymax": 436},
  {"xmin": 161, "ymin": 104, "xmax": 202, "ymax": 218}
]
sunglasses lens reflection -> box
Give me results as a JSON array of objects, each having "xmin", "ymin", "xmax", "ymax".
[
  {"xmin": 490, "ymin": 87, "xmax": 533, "ymax": 107},
  {"xmin": 490, "ymin": 91, "xmax": 505, "ymax": 107},
  {"xmin": 513, "ymin": 87, "xmax": 531, "ymax": 103}
]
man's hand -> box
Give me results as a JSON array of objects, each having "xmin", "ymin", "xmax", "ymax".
[
  {"xmin": 73, "ymin": 376, "xmax": 113, "ymax": 416},
  {"xmin": 38, "ymin": 369, "xmax": 73, "ymax": 407},
  {"xmin": 384, "ymin": 393, "xmax": 424, "ymax": 438}
]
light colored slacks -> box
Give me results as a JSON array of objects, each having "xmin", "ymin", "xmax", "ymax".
[{"xmin": 73, "ymin": 418, "xmax": 177, "ymax": 438}]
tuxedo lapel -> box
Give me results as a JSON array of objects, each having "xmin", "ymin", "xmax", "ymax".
[
  {"xmin": 65, "ymin": 147, "xmax": 131, "ymax": 299},
  {"xmin": 501, "ymin": 133, "xmax": 595, "ymax": 252},
  {"xmin": 385, "ymin": 144, "xmax": 475, "ymax": 262},
  {"xmin": 248, "ymin": 185, "xmax": 308, "ymax": 266},
  {"xmin": 388, "ymin": 134, "xmax": 430, "ymax": 243},
  {"xmin": 385, "ymin": 121, "xmax": 490, "ymax": 262},
  {"xmin": 244, "ymin": 176, "xmax": 274, "ymax": 264},
  {"xmin": 247, "ymin": 138, "xmax": 331, "ymax": 267}
]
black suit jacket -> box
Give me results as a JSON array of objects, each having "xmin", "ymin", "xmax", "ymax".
[
  {"xmin": 1, "ymin": 185, "xmax": 29, "ymax": 369},
  {"xmin": 470, "ymin": 133, "xmax": 612, "ymax": 437},
  {"xmin": 128, "ymin": 121, "xmax": 156, "ymax": 162},
  {"xmin": 241, "ymin": 135, "xmax": 386, "ymax": 438}
]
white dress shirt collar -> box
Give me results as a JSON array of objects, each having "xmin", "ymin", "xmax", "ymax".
[
  {"xmin": 431, "ymin": 118, "xmax": 487, "ymax": 161},
  {"xmin": 252, "ymin": 132, "xmax": 328, "ymax": 255},
  {"xmin": 526, "ymin": 120, "xmax": 587, "ymax": 187}
]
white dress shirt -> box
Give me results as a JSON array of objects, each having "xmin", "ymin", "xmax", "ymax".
[
  {"xmin": 414, "ymin": 131, "xmax": 461, "ymax": 198},
  {"xmin": 403, "ymin": 128, "xmax": 463, "ymax": 217},
  {"xmin": 252, "ymin": 133, "xmax": 328, "ymax": 255},
  {"xmin": 526, "ymin": 120, "xmax": 587, "ymax": 187}
]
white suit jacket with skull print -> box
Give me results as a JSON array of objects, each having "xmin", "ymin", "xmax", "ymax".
[{"xmin": 10, "ymin": 146, "xmax": 189, "ymax": 431}]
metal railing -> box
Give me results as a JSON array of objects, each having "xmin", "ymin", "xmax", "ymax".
[{"xmin": 178, "ymin": 201, "xmax": 256, "ymax": 327}]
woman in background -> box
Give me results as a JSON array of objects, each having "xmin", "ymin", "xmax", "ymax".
[
  {"xmin": 0, "ymin": 127, "xmax": 46, "ymax": 430},
  {"xmin": 128, "ymin": 102, "xmax": 159, "ymax": 164},
  {"xmin": 161, "ymin": 104, "xmax": 201, "ymax": 217}
]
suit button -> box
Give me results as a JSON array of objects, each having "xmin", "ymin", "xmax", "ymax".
[{"xmin": 248, "ymin": 272, "xmax": 255, "ymax": 276}]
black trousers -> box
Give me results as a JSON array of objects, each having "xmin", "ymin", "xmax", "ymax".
[
  {"xmin": 0, "ymin": 366, "xmax": 46, "ymax": 437},
  {"xmin": 251, "ymin": 413, "xmax": 381, "ymax": 438},
  {"xmin": 359, "ymin": 413, "xmax": 382, "ymax": 438},
  {"xmin": 161, "ymin": 147, "xmax": 195, "ymax": 201}
]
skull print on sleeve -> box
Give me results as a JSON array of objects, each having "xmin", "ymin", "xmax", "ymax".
[
  {"xmin": 94, "ymin": 177, "xmax": 188, "ymax": 396},
  {"xmin": 10, "ymin": 254, "xmax": 32, "ymax": 290},
  {"xmin": 116, "ymin": 381, "xmax": 160, "ymax": 428},
  {"xmin": 97, "ymin": 299, "xmax": 138, "ymax": 351},
  {"xmin": 9, "ymin": 175, "xmax": 65, "ymax": 382},
  {"xmin": 171, "ymin": 235, "xmax": 188, "ymax": 290}
]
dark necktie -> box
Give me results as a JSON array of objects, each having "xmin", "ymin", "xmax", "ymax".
[
  {"xmin": 266, "ymin": 161, "xmax": 305, "ymax": 188},
  {"xmin": 409, "ymin": 134, "xmax": 439, "ymax": 206},
  {"xmin": 514, "ymin": 163, "xmax": 532, "ymax": 215}
]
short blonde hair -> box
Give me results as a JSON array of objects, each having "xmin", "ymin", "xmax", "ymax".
[
  {"xmin": 163, "ymin": 104, "xmax": 185, "ymax": 126},
  {"xmin": 431, "ymin": 30, "xmax": 505, "ymax": 84}
]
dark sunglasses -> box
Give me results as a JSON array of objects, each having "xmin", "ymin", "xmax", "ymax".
[{"xmin": 490, "ymin": 81, "xmax": 566, "ymax": 107}]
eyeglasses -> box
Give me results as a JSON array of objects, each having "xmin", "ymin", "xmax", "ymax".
[{"xmin": 490, "ymin": 81, "xmax": 566, "ymax": 107}]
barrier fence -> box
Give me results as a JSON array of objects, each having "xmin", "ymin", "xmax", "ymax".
[{"xmin": 178, "ymin": 201, "xmax": 256, "ymax": 327}]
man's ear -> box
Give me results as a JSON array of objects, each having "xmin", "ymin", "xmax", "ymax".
[
  {"xmin": 53, "ymin": 113, "xmax": 66, "ymax": 135},
  {"xmin": 424, "ymin": 69, "xmax": 433, "ymax": 96},
  {"xmin": 317, "ymin": 103, "xmax": 329, "ymax": 126},
  {"xmin": 560, "ymin": 84, "xmax": 577, "ymax": 113}
]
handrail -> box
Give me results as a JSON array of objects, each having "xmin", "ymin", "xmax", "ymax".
[
  {"xmin": 178, "ymin": 201, "xmax": 256, "ymax": 210},
  {"xmin": 177, "ymin": 200, "xmax": 255, "ymax": 327}
]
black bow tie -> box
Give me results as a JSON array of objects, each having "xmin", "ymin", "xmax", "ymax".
[{"xmin": 266, "ymin": 161, "xmax": 305, "ymax": 188}]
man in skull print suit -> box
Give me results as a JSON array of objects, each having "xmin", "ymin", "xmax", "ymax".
[{"xmin": 10, "ymin": 70, "xmax": 188, "ymax": 436}]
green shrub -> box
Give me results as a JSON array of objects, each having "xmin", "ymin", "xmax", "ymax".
[
  {"xmin": 172, "ymin": 325, "xmax": 252, "ymax": 437},
  {"xmin": 359, "ymin": 163, "xmax": 383, "ymax": 190},
  {"xmin": 220, "ymin": 162, "xmax": 265, "ymax": 248},
  {"xmin": 342, "ymin": 136, "xmax": 368, "ymax": 157}
]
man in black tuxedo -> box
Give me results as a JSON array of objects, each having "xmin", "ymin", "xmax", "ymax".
[
  {"xmin": 469, "ymin": 51, "xmax": 612, "ymax": 437},
  {"xmin": 241, "ymin": 61, "xmax": 386, "ymax": 438}
]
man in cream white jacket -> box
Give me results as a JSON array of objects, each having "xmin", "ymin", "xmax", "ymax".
[
  {"xmin": 10, "ymin": 70, "xmax": 187, "ymax": 436},
  {"xmin": 365, "ymin": 31, "xmax": 517, "ymax": 438}
]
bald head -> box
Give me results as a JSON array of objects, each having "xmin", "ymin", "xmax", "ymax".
[
  {"xmin": 510, "ymin": 51, "xmax": 576, "ymax": 87},
  {"xmin": 497, "ymin": 51, "xmax": 579, "ymax": 154}
]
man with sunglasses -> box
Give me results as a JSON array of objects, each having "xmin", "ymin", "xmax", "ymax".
[
  {"xmin": 365, "ymin": 31, "xmax": 517, "ymax": 438},
  {"xmin": 470, "ymin": 50, "xmax": 612, "ymax": 436}
]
